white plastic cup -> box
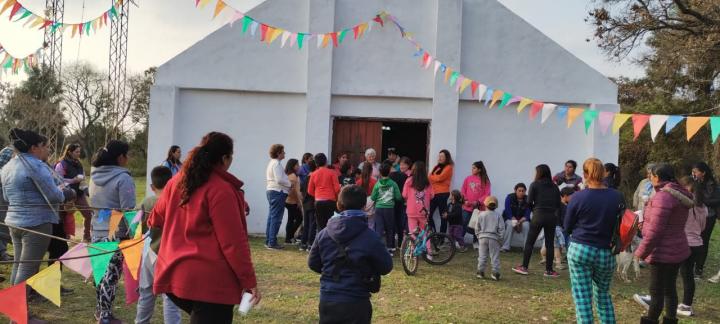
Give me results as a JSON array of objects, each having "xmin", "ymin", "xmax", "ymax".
[{"xmin": 238, "ymin": 292, "xmax": 254, "ymax": 315}]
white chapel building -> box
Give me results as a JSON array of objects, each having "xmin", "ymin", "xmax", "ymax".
[{"xmin": 148, "ymin": 0, "xmax": 619, "ymax": 234}]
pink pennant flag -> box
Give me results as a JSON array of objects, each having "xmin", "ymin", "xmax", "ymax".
[
  {"xmin": 433, "ymin": 61, "xmax": 441, "ymax": 77},
  {"xmin": 280, "ymin": 30, "xmax": 291, "ymax": 48},
  {"xmin": 529, "ymin": 101, "xmax": 544, "ymax": 120},
  {"xmin": 59, "ymin": 243, "xmax": 93, "ymax": 279},
  {"xmin": 228, "ymin": 11, "xmax": 244, "ymax": 27},
  {"xmin": 289, "ymin": 33, "xmax": 297, "ymax": 47},
  {"xmin": 455, "ymin": 76, "xmax": 465, "ymax": 92},
  {"xmin": 598, "ymin": 111, "xmax": 615, "ymax": 135}
]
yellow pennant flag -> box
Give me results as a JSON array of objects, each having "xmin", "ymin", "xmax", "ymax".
[
  {"xmin": 30, "ymin": 16, "xmax": 45, "ymax": 29},
  {"xmin": 612, "ymin": 113, "xmax": 631, "ymax": 134},
  {"xmin": 71, "ymin": 24, "xmax": 79, "ymax": 38},
  {"xmin": 686, "ymin": 116, "xmax": 709, "ymax": 141},
  {"xmin": 213, "ymin": 0, "xmax": 226, "ymax": 18},
  {"xmin": 268, "ymin": 28, "xmax": 283, "ymax": 44},
  {"xmin": 108, "ymin": 210, "xmax": 124, "ymax": 240},
  {"xmin": 489, "ymin": 90, "xmax": 503, "ymax": 109},
  {"xmin": 321, "ymin": 34, "xmax": 330, "ymax": 48},
  {"xmin": 516, "ymin": 98, "xmax": 533, "ymax": 114},
  {"xmin": 567, "ymin": 107, "xmax": 584, "ymax": 128},
  {"xmin": 26, "ymin": 263, "xmax": 61, "ymax": 307},
  {"xmin": 459, "ymin": 78, "xmax": 473, "ymax": 94},
  {"xmin": 119, "ymin": 238, "xmax": 144, "ymax": 280},
  {"xmin": 198, "ymin": 0, "xmax": 212, "ymax": 9},
  {"xmin": 358, "ymin": 23, "xmax": 368, "ymax": 38}
]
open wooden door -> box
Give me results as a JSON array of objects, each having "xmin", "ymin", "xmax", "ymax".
[{"xmin": 331, "ymin": 119, "xmax": 382, "ymax": 167}]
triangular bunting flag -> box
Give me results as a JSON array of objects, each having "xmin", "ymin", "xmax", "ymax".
[
  {"xmin": 26, "ymin": 263, "xmax": 61, "ymax": 307},
  {"xmin": 517, "ymin": 98, "xmax": 533, "ymax": 114},
  {"xmin": 498, "ymin": 93, "xmax": 512, "ymax": 110},
  {"xmin": 60, "ymin": 243, "xmax": 92, "ymax": 279},
  {"xmin": 8, "ymin": 1, "xmax": 20, "ymax": 20},
  {"xmin": 584, "ymin": 109, "xmax": 599, "ymax": 134},
  {"xmin": 250, "ymin": 21, "xmax": 259, "ymax": 36},
  {"xmin": 470, "ymin": 81, "xmax": 478, "ymax": 98},
  {"xmin": 489, "ymin": 90, "xmax": 503, "ymax": 109},
  {"xmin": 338, "ymin": 29, "xmax": 348, "ymax": 44},
  {"xmin": 597, "ymin": 111, "xmax": 615, "ymax": 135},
  {"xmin": 280, "ymin": 30, "xmax": 291, "ymax": 47},
  {"xmin": 459, "ymin": 78, "xmax": 472, "ymax": 94},
  {"xmin": 213, "ymin": 0, "xmax": 226, "ymax": 18},
  {"xmin": 476, "ymin": 84, "xmax": 487, "ymax": 103},
  {"xmin": 529, "ymin": 101, "xmax": 544, "ymax": 120},
  {"xmin": 449, "ymin": 72, "xmax": 460, "ymax": 87},
  {"xmin": 296, "ymin": 33, "xmax": 305, "ymax": 49},
  {"xmin": 198, "ymin": 0, "xmax": 212, "ymax": 9},
  {"xmin": 632, "ymin": 114, "xmax": 651, "ymax": 140},
  {"xmin": 268, "ymin": 28, "xmax": 282, "ymax": 44},
  {"xmin": 0, "ymin": 0, "xmax": 17, "ymax": 16},
  {"xmin": 711, "ymin": 117, "xmax": 720, "ymax": 144},
  {"xmin": 454, "ymin": 76, "xmax": 465, "ymax": 92},
  {"xmin": 330, "ymin": 32, "xmax": 338, "ymax": 47},
  {"xmin": 228, "ymin": 11, "xmax": 244, "ymax": 26},
  {"xmin": 123, "ymin": 262, "xmax": 139, "ymax": 304},
  {"xmin": 665, "ymin": 115, "xmax": 684, "ymax": 134},
  {"xmin": 556, "ymin": 106, "xmax": 569, "ymax": 121},
  {"xmin": 649, "ymin": 115, "xmax": 669, "ymax": 142},
  {"xmin": 612, "ymin": 113, "xmax": 631, "ymax": 134},
  {"xmin": 483, "ymin": 88, "xmax": 494, "ymax": 106},
  {"xmin": 241, "ymin": 16, "xmax": 252, "ymax": 33},
  {"xmin": 540, "ymin": 104, "xmax": 557, "ymax": 124},
  {"xmin": 108, "ymin": 210, "xmax": 123, "ymax": 240},
  {"xmin": 119, "ymin": 238, "xmax": 144, "ymax": 281},
  {"xmin": 567, "ymin": 107, "xmax": 584, "ymax": 128},
  {"xmin": 0, "ymin": 282, "xmax": 27, "ymax": 324},
  {"xmin": 259, "ymin": 24, "xmax": 269, "ymax": 41},
  {"xmin": 89, "ymin": 241, "xmax": 119, "ymax": 285},
  {"xmin": 686, "ymin": 116, "xmax": 709, "ymax": 141},
  {"xmin": 433, "ymin": 61, "xmax": 441, "ymax": 77}
]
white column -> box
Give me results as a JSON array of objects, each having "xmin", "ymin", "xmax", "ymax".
[
  {"xmin": 428, "ymin": 0, "xmax": 462, "ymax": 167},
  {"xmin": 146, "ymin": 85, "xmax": 179, "ymax": 195},
  {"xmin": 304, "ymin": 0, "xmax": 335, "ymax": 155}
]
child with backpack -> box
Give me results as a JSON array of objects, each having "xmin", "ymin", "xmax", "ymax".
[{"xmin": 474, "ymin": 196, "xmax": 504, "ymax": 280}]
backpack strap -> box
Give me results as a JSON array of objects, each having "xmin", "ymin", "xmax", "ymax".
[{"xmin": 327, "ymin": 234, "xmax": 353, "ymax": 282}]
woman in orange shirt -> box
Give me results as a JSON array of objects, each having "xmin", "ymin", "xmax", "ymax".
[{"xmin": 428, "ymin": 150, "xmax": 454, "ymax": 234}]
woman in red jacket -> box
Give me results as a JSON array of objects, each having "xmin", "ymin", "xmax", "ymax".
[
  {"xmin": 149, "ymin": 132, "xmax": 261, "ymax": 323},
  {"xmin": 636, "ymin": 163, "xmax": 693, "ymax": 324}
]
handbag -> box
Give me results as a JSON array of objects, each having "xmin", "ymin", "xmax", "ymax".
[{"xmin": 468, "ymin": 209, "xmax": 481, "ymax": 231}]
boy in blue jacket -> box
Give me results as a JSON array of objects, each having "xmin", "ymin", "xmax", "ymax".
[{"xmin": 309, "ymin": 185, "xmax": 393, "ymax": 324}]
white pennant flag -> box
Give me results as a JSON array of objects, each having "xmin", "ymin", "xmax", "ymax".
[
  {"xmin": 229, "ymin": 12, "xmax": 244, "ymax": 27},
  {"xmin": 317, "ymin": 34, "xmax": 324, "ymax": 48},
  {"xmin": 649, "ymin": 114, "xmax": 669, "ymax": 142},
  {"xmin": 541, "ymin": 104, "xmax": 557, "ymax": 124},
  {"xmin": 476, "ymin": 84, "xmax": 487, "ymax": 104},
  {"xmin": 433, "ymin": 61, "xmax": 441, "ymax": 77},
  {"xmin": 289, "ymin": 33, "xmax": 297, "ymax": 47},
  {"xmin": 280, "ymin": 31, "xmax": 291, "ymax": 48}
]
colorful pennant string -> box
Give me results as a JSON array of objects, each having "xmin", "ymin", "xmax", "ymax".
[
  {"xmin": 0, "ymin": 0, "xmax": 124, "ymax": 38},
  {"xmin": 0, "ymin": 44, "xmax": 42, "ymax": 74}
]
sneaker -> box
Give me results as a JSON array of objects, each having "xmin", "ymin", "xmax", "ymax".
[
  {"xmin": 299, "ymin": 244, "xmax": 307, "ymax": 251},
  {"xmin": 539, "ymin": 259, "xmax": 546, "ymax": 265},
  {"xmin": 633, "ymin": 294, "xmax": 651, "ymax": 311},
  {"xmin": 709, "ymin": 273, "xmax": 720, "ymax": 283},
  {"xmin": 544, "ymin": 271, "xmax": 560, "ymax": 278},
  {"xmin": 458, "ymin": 246, "xmax": 468, "ymax": 253},
  {"xmin": 491, "ymin": 272, "xmax": 501, "ymax": 281},
  {"xmin": 677, "ymin": 304, "xmax": 694, "ymax": 317},
  {"xmin": 476, "ymin": 271, "xmax": 485, "ymax": 279},
  {"xmin": 512, "ymin": 265, "xmax": 529, "ymax": 275},
  {"xmin": 264, "ymin": 244, "xmax": 284, "ymax": 250},
  {"xmin": 695, "ymin": 268, "xmax": 703, "ymax": 277},
  {"xmin": 500, "ymin": 248, "xmax": 510, "ymax": 253},
  {"xmin": 387, "ymin": 249, "xmax": 394, "ymax": 257},
  {"xmin": 426, "ymin": 254, "xmax": 433, "ymax": 261}
]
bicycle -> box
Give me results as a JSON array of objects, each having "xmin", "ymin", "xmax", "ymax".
[{"xmin": 400, "ymin": 215, "xmax": 456, "ymax": 275}]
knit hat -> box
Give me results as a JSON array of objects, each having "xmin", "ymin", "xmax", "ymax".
[{"xmin": 484, "ymin": 196, "xmax": 498, "ymax": 209}]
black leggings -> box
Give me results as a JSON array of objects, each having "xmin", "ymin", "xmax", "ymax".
[
  {"xmin": 648, "ymin": 262, "xmax": 681, "ymax": 320},
  {"xmin": 284, "ymin": 203, "xmax": 303, "ymax": 243},
  {"xmin": 315, "ymin": 201, "xmax": 337, "ymax": 231},
  {"xmin": 522, "ymin": 210, "xmax": 557, "ymax": 272},
  {"xmin": 680, "ymin": 246, "xmax": 702, "ymax": 306},
  {"xmin": 696, "ymin": 216, "xmax": 716, "ymax": 274},
  {"xmin": 167, "ymin": 294, "xmax": 234, "ymax": 324},
  {"xmin": 428, "ymin": 193, "xmax": 450, "ymax": 233},
  {"xmin": 47, "ymin": 221, "xmax": 68, "ymax": 265}
]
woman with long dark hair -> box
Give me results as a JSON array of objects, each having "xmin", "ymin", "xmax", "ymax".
[
  {"xmin": 149, "ymin": 132, "xmax": 260, "ymax": 323},
  {"xmin": 637, "ymin": 163, "xmax": 692, "ymax": 324},
  {"xmin": 428, "ymin": 150, "xmax": 454, "ymax": 233},
  {"xmin": 161, "ymin": 145, "xmax": 182, "ymax": 176},
  {"xmin": 284, "ymin": 158, "xmax": 303, "ymax": 244},
  {"xmin": 461, "ymin": 161, "xmax": 491, "ymax": 246},
  {"xmin": 403, "ymin": 161, "xmax": 434, "ymax": 237},
  {"xmin": 89, "ymin": 140, "xmax": 135, "ymax": 324},
  {"xmin": 308, "ymin": 153, "xmax": 341, "ymax": 232},
  {"xmin": 513, "ymin": 164, "xmax": 561, "ymax": 277},
  {"xmin": 54, "ymin": 143, "xmax": 93, "ymax": 242},
  {"xmin": 691, "ymin": 162, "xmax": 720, "ymax": 277},
  {"xmin": 603, "ymin": 163, "xmax": 621, "ymax": 189}
]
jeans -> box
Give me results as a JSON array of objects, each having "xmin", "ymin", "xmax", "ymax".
[
  {"xmin": 680, "ymin": 246, "xmax": 702, "ymax": 306},
  {"xmin": 696, "ymin": 216, "xmax": 716, "ymax": 274},
  {"xmin": 315, "ymin": 200, "xmax": 337, "ymax": 231},
  {"xmin": 0, "ymin": 195, "xmax": 11, "ymax": 256},
  {"xmin": 522, "ymin": 210, "xmax": 557, "ymax": 272},
  {"xmin": 374, "ymin": 208, "xmax": 395, "ymax": 249},
  {"xmin": 302, "ymin": 209, "xmax": 317, "ymax": 246},
  {"xmin": 648, "ymin": 262, "xmax": 681, "ymax": 320},
  {"xmin": 167, "ymin": 294, "xmax": 235, "ymax": 324},
  {"xmin": 284, "ymin": 203, "xmax": 303, "ymax": 243},
  {"xmin": 265, "ymin": 190, "xmax": 288, "ymax": 247},
  {"xmin": 9, "ymin": 223, "xmax": 52, "ymax": 285},
  {"xmin": 319, "ymin": 299, "xmax": 372, "ymax": 324},
  {"xmin": 428, "ymin": 193, "xmax": 449, "ymax": 233}
]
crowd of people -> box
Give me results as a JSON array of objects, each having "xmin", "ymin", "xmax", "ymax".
[{"xmin": 1, "ymin": 126, "xmax": 719, "ymax": 323}]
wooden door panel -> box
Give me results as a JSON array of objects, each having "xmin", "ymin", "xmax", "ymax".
[{"xmin": 332, "ymin": 120, "xmax": 382, "ymax": 167}]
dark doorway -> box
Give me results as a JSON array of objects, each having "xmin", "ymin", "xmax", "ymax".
[{"xmin": 381, "ymin": 121, "xmax": 428, "ymax": 164}]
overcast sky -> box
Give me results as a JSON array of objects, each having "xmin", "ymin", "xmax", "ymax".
[{"xmin": 0, "ymin": 0, "xmax": 643, "ymax": 83}]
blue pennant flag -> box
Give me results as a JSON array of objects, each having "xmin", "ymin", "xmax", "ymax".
[{"xmin": 665, "ymin": 115, "xmax": 684, "ymax": 134}]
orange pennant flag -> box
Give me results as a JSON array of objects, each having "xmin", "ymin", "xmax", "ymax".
[
  {"xmin": 632, "ymin": 114, "xmax": 651, "ymax": 140},
  {"xmin": 459, "ymin": 78, "xmax": 473, "ymax": 94},
  {"xmin": 358, "ymin": 23, "xmax": 368, "ymax": 38},
  {"xmin": 489, "ymin": 90, "xmax": 503, "ymax": 109},
  {"xmin": 321, "ymin": 34, "xmax": 330, "ymax": 48},
  {"xmin": 119, "ymin": 238, "xmax": 144, "ymax": 280},
  {"xmin": 0, "ymin": 0, "xmax": 16, "ymax": 16},
  {"xmin": 108, "ymin": 210, "xmax": 124, "ymax": 240},
  {"xmin": 0, "ymin": 282, "xmax": 28, "ymax": 324},
  {"xmin": 567, "ymin": 107, "xmax": 584, "ymax": 128},
  {"xmin": 444, "ymin": 68, "xmax": 453, "ymax": 84},
  {"xmin": 263, "ymin": 26, "xmax": 275, "ymax": 43},
  {"xmin": 268, "ymin": 28, "xmax": 282, "ymax": 44},
  {"xmin": 213, "ymin": 0, "xmax": 226, "ymax": 18},
  {"xmin": 686, "ymin": 116, "xmax": 709, "ymax": 141}
]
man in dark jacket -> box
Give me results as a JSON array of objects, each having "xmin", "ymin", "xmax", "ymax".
[{"xmin": 309, "ymin": 185, "xmax": 393, "ymax": 324}]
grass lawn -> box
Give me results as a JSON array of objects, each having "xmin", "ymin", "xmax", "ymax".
[{"xmin": 1, "ymin": 177, "xmax": 719, "ymax": 323}]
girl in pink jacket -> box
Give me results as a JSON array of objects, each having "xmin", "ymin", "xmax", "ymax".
[
  {"xmin": 461, "ymin": 161, "xmax": 491, "ymax": 245},
  {"xmin": 403, "ymin": 161, "xmax": 434, "ymax": 235},
  {"xmin": 677, "ymin": 177, "xmax": 707, "ymax": 316}
]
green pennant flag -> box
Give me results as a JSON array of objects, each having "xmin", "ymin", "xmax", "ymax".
[
  {"xmin": 4, "ymin": 59, "xmax": 12, "ymax": 69},
  {"xmin": 88, "ymin": 242, "xmax": 119, "ymax": 285},
  {"xmin": 17, "ymin": 9, "xmax": 33, "ymax": 21},
  {"xmin": 109, "ymin": 6, "xmax": 117, "ymax": 19},
  {"xmin": 711, "ymin": 117, "xmax": 720, "ymax": 144},
  {"xmin": 297, "ymin": 33, "xmax": 305, "ymax": 49},
  {"xmin": 584, "ymin": 109, "xmax": 599, "ymax": 134},
  {"xmin": 51, "ymin": 23, "xmax": 61, "ymax": 33},
  {"xmin": 85, "ymin": 21, "xmax": 92, "ymax": 36},
  {"xmin": 449, "ymin": 72, "xmax": 460, "ymax": 86},
  {"xmin": 498, "ymin": 93, "xmax": 512, "ymax": 110},
  {"xmin": 123, "ymin": 211, "xmax": 138, "ymax": 237},
  {"xmin": 338, "ymin": 29, "xmax": 348, "ymax": 44},
  {"xmin": 241, "ymin": 16, "xmax": 252, "ymax": 34}
]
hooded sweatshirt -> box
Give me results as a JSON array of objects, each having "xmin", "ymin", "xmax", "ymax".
[
  {"xmin": 402, "ymin": 178, "xmax": 434, "ymax": 218},
  {"xmin": 461, "ymin": 175, "xmax": 491, "ymax": 212},
  {"xmin": 474, "ymin": 210, "xmax": 505, "ymax": 241},
  {"xmin": 370, "ymin": 177, "xmax": 402, "ymax": 209},
  {"xmin": 636, "ymin": 182, "xmax": 693, "ymax": 264},
  {"xmin": 90, "ymin": 165, "xmax": 136, "ymax": 240},
  {"xmin": 685, "ymin": 204, "xmax": 707, "ymax": 247},
  {"xmin": 308, "ymin": 210, "xmax": 393, "ymax": 303}
]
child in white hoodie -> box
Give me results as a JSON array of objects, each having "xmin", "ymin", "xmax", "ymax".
[{"xmin": 475, "ymin": 196, "xmax": 504, "ymax": 280}]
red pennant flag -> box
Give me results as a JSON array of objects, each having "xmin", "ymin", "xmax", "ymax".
[
  {"xmin": 421, "ymin": 52, "xmax": 429, "ymax": 66},
  {"xmin": 103, "ymin": 12, "xmax": 108, "ymax": 25},
  {"xmin": 260, "ymin": 24, "xmax": 269, "ymax": 41},
  {"xmin": 9, "ymin": 1, "xmax": 22, "ymax": 20},
  {"xmin": 41, "ymin": 20, "xmax": 53, "ymax": 29},
  {"xmin": 195, "ymin": 0, "xmax": 201, "ymax": 6},
  {"xmin": 330, "ymin": 32, "xmax": 338, "ymax": 47},
  {"xmin": 0, "ymin": 283, "xmax": 28, "ymax": 324},
  {"xmin": 529, "ymin": 101, "xmax": 544, "ymax": 120},
  {"xmin": 352, "ymin": 25, "xmax": 360, "ymax": 39},
  {"xmin": 470, "ymin": 81, "xmax": 479, "ymax": 98},
  {"xmin": 373, "ymin": 15, "xmax": 384, "ymax": 27},
  {"xmin": 632, "ymin": 114, "xmax": 651, "ymax": 140}
]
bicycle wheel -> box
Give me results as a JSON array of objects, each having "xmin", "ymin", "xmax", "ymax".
[
  {"xmin": 422, "ymin": 232, "xmax": 456, "ymax": 265},
  {"xmin": 400, "ymin": 236, "xmax": 418, "ymax": 275}
]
